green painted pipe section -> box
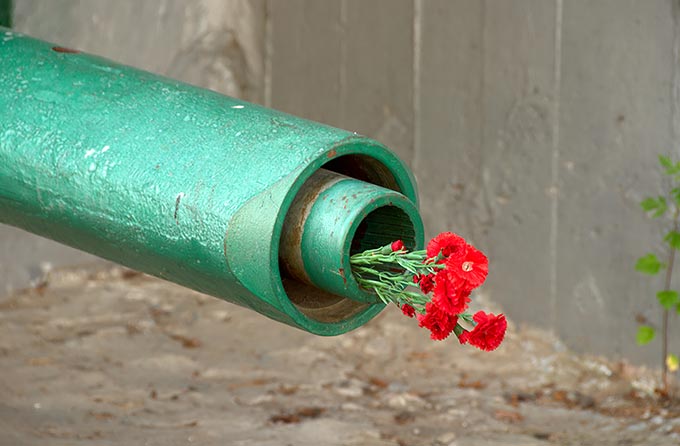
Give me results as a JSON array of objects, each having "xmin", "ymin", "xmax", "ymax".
[{"xmin": 0, "ymin": 28, "xmax": 424, "ymax": 335}]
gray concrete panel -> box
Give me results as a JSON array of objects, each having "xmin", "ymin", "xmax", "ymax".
[
  {"xmin": 479, "ymin": 0, "xmax": 558, "ymax": 331},
  {"xmin": 342, "ymin": 0, "xmax": 414, "ymax": 163},
  {"xmin": 414, "ymin": 0, "xmax": 484, "ymax": 246},
  {"xmin": 268, "ymin": 0, "xmax": 343, "ymax": 125},
  {"xmin": 557, "ymin": 0, "xmax": 679, "ymax": 363}
]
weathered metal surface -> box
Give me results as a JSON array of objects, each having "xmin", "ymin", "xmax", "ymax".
[{"xmin": 0, "ymin": 28, "xmax": 423, "ymax": 335}]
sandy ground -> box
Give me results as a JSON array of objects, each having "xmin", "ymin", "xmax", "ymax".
[{"xmin": 0, "ymin": 267, "xmax": 679, "ymax": 446}]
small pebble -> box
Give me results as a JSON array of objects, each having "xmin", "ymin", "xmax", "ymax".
[
  {"xmin": 386, "ymin": 392, "xmax": 427, "ymax": 409},
  {"xmin": 334, "ymin": 379, "xmax": 363, "ymax": 398},
  {"xmin": 649, "ymin": 415, "xmax": 664, "ymax": 425},
  {"xmin": 626, "ymin": 422, "xmax": 647, "ymax": 432},
  {"xmin": 340, "ymin": 402, "xmax": 364, "ymax": 411},
  {"xmin": 436, "ymin": 432, "xmax": 457, "ymax": 444}
]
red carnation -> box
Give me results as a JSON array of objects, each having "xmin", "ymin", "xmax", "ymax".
[
  {"xmin": 458, "ymin": 311, "xmax": 507, "ymax": 351},
  {"xmin": 414, "ymin": 273, "xmax": 435, "ymax": 294},
  {"xmin": 432, "ymin": 270, "xmax": 471, "ymax": 315},
  {"xmin": 426, "ymin": 232, "xmax": 467, "ymax": 260},
  {"xmin": 417, "ymin": 302, "xmax": 458, "ymax": 340},
  {"xmin": 446, "ymin": 244, "xmax": 488, "ymax": 291},
  {"xmin": 391, "ymin": 240, "xmax": 405, "ymax": 252},
  {"xmin": 401, "ymin": 304, "xmax": 416, "ymax": 318}
]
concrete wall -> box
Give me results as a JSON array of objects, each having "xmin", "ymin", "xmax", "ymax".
[{"xmin": 3, "ymin": 0, "xmax": 679, "ymax": 365}]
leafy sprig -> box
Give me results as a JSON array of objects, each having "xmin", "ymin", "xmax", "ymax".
[{"xmin": 636, "ymin": 154, "xmax": 680, "ymax": 391}]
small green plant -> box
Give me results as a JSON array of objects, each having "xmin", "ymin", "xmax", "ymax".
[{"xmin": 636, "ymin": 155, "xmax": 680, "ymax": 394}]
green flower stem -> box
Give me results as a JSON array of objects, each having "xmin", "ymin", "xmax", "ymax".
[
  {"xmin": 661, "ymin": 207, "xmax": 679, "ymax": 393},
  {"xmin": 350, "ymin": 244, "xmax": 475, "ymax": 331},
  {"xmin": 459, "ymin": 312, "xmax": 474, "ymax": 324},
  {"xmin": 351, "ymin": 248, "xmax": 441, "ymax": 308}
]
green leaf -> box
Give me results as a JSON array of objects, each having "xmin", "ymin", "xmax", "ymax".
[
  {"xmin": 665, "ymin": 231, "xmax": 680, "ymax": 250},
  {"xmin": 659, "ymin": 155, "xmax": 680, "ymax": 175},
  {"xmin": 654, "ymin": 197, "xmax": 667, "ymax": 217},
  {"xmin": 672, "ymin": 188, "xmax": 680, "ymax": 206},
  {"xmin": 667, "ymin": 354, "xmax": 679, "ymax": 373},
  {"xmin": 640, "ymin": 197, "xmax": 659, "ymax": 212},
  {"xmin": 657, "ymin": 290, "xmax": 679, "ymax": 310},
  {"xmin": 677, "ymin": 302, "xmax": 680, "ymax": 315},
  {"xmin": 640, "ymin": 196, "xmax": 667, "ymax": 217},
  {"xmin": 635, "ymin": 253, "xmax": 664, "ymax": 275},
  {"xmin": 660, "ymin": 155, "xmax": 673, "ymax": 169},
  {"xmin": 636, "ymin": 326, "xmax": 656, "ymax": 345}
]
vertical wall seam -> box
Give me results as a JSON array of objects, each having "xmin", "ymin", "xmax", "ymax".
[
  {"xmin": 671, "ymin": 0, "xmax": 680, "ymax": 157},
  {"xmin": 263, "ymin": 0, "xmax": 273, "ymax": 107},
  {"xmin": 549, "ymin": 0, "xmax": 563, "ymax": 330},
  {"xmin": 479, "ymin": 0, "xmax": 486, "ymax": 160},
  {"xmin": 339, "ymin": 0, "xmax": 348, "ymax": 128},
  {"xmin": 476, "ymin": 0, "xmax": 488, "ymax": 244},
  {"xmin": 412, "ymin": 0, "xmax": 422, "ymax": 170}
]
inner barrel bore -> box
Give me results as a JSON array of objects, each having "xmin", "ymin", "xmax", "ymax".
[{"xmin": 350, "ymin": 206, "xmax": 416, "ymax": 255}]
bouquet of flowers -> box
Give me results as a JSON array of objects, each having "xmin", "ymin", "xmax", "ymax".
[{"xmin": 350, "ymin": 232, "xmax": 506, "ymax": 351}]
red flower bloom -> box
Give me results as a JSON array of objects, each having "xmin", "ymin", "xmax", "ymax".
[
  {"xmin": 414, "ymin": 273, "xmax": 435, "ymax": 294},
  {"xmin": 391, "ymin": 240, "xmax": 405, "ymax": 252},
  {"xmin": 432, "ymin": 270, "xmax": 471, "ymax": 315},
  {"xmin": 426, "ymin": 232, "xmax": 467, "ymax": 260},
  {"xmin": 417, "ymin": 302, "xmax": 458, "ymax": 340},
  {"xmin": 458, "ymin": 311, "xmax": 507, "ymax": 351},
  {"xmin": 446, "ymin": 244, "xmax": 488, "ymax": 291},
  {"xmin": 401, "ymin": 304, "xmax": 416, "ymax": 318}
]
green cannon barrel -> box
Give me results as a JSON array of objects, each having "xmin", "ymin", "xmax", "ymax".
[{"xmin": 0, "ymin": 28, "xmax": 424, "ymax": 335}]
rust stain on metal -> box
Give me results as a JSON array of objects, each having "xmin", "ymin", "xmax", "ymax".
[
  {"xmin": 326, "ymin": 149, "xmax": 337, "ymax": 159},
  {"xmin": 280, "ymin": 171, "xmax": 333, "ymax": 283},
  {"xmin": 338, "ymin": 268, "xmax": 347, "ymax": 285},
  {"xmin": 52, "ymin": 46, "xmax": 80, "ymax": 54}
]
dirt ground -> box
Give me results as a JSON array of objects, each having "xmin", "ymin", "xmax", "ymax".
[{"xmin": 0, "ymin": 267, "xmax": 679, "ymax": 446}]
